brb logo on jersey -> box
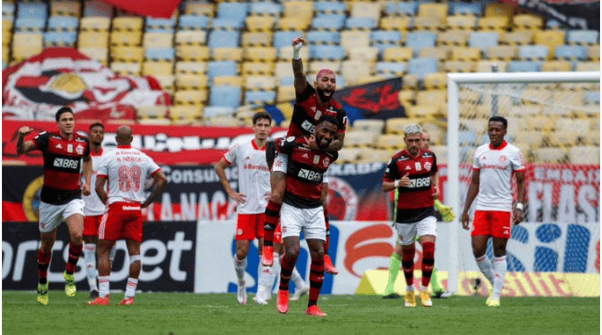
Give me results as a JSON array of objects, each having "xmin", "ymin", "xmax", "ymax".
[
  {"xmin": 53, "ymin": 157, "xmax": 80, "ymax": 170},
  {"xmin": 298, "ymin": 168, "xmax": 322, "ymax": 182}
]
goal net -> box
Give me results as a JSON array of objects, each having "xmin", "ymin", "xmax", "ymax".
[{"xmin": 446, "ymin": 71, "xmax": 600, "ymax": 297}]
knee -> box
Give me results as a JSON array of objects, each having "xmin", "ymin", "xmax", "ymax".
[
  {"xmin": 285, "ymin": 245, "xmax": 300, "ymax": 260},
  {"xmin": 235, "ymin": 247, "xmax": 248, "ymax": 260},
  {"xmin": 70, "ymin": 233, "xmax": 83, "ymax": 245}
]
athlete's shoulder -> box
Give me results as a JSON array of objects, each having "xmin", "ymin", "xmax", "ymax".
[
  {"xmin": 504, "ymin": 142, "xmax": 522, "ymax": 154},
  {"xmin": 392, "ymin": 149, "xmax": 409, "ymax": 161},
  {"xmin": 474, "ymin": 143, "xmax": 490, "ymax": 156},
  {"xmin": 421, "ymin": 150, "xmax": 436, "ymax": 159}
]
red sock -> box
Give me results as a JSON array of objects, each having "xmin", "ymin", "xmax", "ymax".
[
  {"xmin": 263, "ymin": 200, "xmax": 281, "ymax": 247},
  {"xmin": 278, "ymin": 255, "xmax": 296, "ymax": 291},
  {"xmin": 37, "ymin": 249, "xmax": 51, "ymax": 284},
  {"xmin": 402, "ymin": 247, "xmax": 415, "ymax": 287},
  {"xmin": 65, "ymin": 242, "xmax": 83, "ymax": 274},
  {"xmin": 421, "ymin": 242, "xmax": 435, "ymax": 287},
  {"xmin": 308, "ymin": 257, "xmax": 324, "ymax": 307}
]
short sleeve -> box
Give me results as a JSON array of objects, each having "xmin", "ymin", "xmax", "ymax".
[
  {"xmin": 34, "ymin": 131, "xmax": 49, "ymax": 151},
  {"xmin": 472, "ymin": 150, "xmax": 481, "ymax": 170},
  {"xmin": 223, "ymin": 143, "xmax": 238, "ymax": 164},
  {"xmin": 97, "ymin": 154, "xmax": 108, "ymax": 177},
  {"xmin": 430, "ymin": 152, "xmax": 438, "ymax": 175},
  {"xmin": 279, "ymin": 136, "xmax": 298, "ymax": 155},
  {"xmin": 336, "ymin": 109, "xmax": 347, "ymax": 133},
  {"xmin": 383, "ymin": 157, "xmax": 400, "ymax": 182},
  {"xmin": 146, "ymin": 155, "xmax": 161, "ymax": 177},
  {"xmin": 83, "ymin": 138, "xmax": 90, "ymax": 158},
  {"xmin": 511, "ymin": 147, "xmax": 526, "ymax": 172}
]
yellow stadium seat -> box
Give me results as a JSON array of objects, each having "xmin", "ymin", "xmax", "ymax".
[
  {"xmin": 358, "ymin": 149, "xmax": 396, "ymax": 164},
  {"xmin": 350, "ymin": 2, "xmax": 382, "ymax": 21},
  {"xmin": 355, "ymin": 75, "xmax": 387, "ymax": 86},
  {"xmin": 423, "ymin": 73, "xmax": 447, "ymax": 90},
  {"xmin": 487, "ymin": 45, "xmax": 517, "ymax": 60},
  {"xmin": 413, "ymin": 16, "xmax": 444, "ymax": 31},
  {"xmin": 438, "ymin": 30, "xmax": 469, "ymax": 46},
  {"xmin": 137, "ymin": 106, "xmax": 168, "ymax": 120},
  {"xmin": 446, "ymin": 15, "xmax": 477, "ymax": 30},
  {"xmin": 110, "ymin": 31, "xmax": 142, "ymax": 46},
  {"xmin": 169, "ymin": 105, "xmax": 203, "ymax": 124},
  {"xmin": 241, "ymin": 32, "xmax": 272, "ymax": 47},
  {"xmin": 352, "ymin": 119, "xmax": 385, "ymax": 133},
  {"xmin": 382, "ymin": 47, "xmax": 413, "ymax": 62},
  {"xmin": 176, "ymin": 45, "xmax": 210, "ymax": 61},
  {"xmin": 174, "ymin": 89, "xmax": 208, "ymax": 105},
  {"xmin": 344, "ymin": 131, "xmax": 377, "ymax": 148},
  {"xmin": 212, "ymin": 76, "xmax": 244, "ymax": 87},
  {"xmin": 376, "ymin": 134, "xmax": 405, "ymax": 150},
  {"xmin": 153, "ymin": 75, "xmax": 174, "ymax": 92},
  {"xmin": 444, "ymin": 60, "xmax": 475, "ymax": 72},
  {"xmin": 569, "ymin": 146, "xmax": 600, "ymax": 164},
  {"xmin": 175, "ymin": 31, "xmax": 207, "ymax": 45},
  {"xmin": 513, "ymin": 14, "xmax": 543, "ymax": 30},
  {"xmin": 587, "ymin": 45, "xmax": 600, "ymax": 61},
  {"xmin": 79, "ymin": 48, "xmax": 108, "ymax": 65},
  {"xmin": 513, "ymin": 131, "xmax": 545, "ymax": 148},
  {"xmin": 143, "ymin": 32, "xmax": 173, "ymax": 49},
  {"xmin": 575, "ymin": 61, "xmax": 600, "ymax": 71},
  {"xmin": 386, "ymin": 117, "xmax": 417, "ymax": 134},
  {"xmin": 244, "ymin": 47, "xmax": 277, "ymax": 62},
  {"xmin": 398, "ymin": 90, "xmax": 415, "ymax": 106},
  {"xmin": 242, "ymin": 62, "xmax": 274, "ymax": 75},
  {"xmin": 245, "ymin": 16, "xmax": 275, "ymax": 32},
  {"xmin": 282, "ymin": 1, "xmax": 313, "ymax": 19},
  {"xmin": 51, "ymin": 1, "xmax": 81, "ymax": 17},
  {"xmin": 341, "ymin": 31, "xmax": 371, "ymax": 49},
  {"xmin": 541, "ymin": 60, "xmax": 572, "ymax": 72},
  {"xmin": 478, "ymin": 16, "xmax": 509, "ymax": 31},
  {"xmin": 112, "ymin": 17, "xmax": 144, "ymax": 31},
  {"xmin": 501, "ymin": 30, "xmax": 532, "ymax": 45},
  {"xmin": 278, "ymin": 46, "xmax": 309, "ymax": 60},
  {"xmin": 532, "ymin": 147, "xmax": 568, "ymax": 163},
  {"xmin": 309, "ymin": 60, "xmax": 341, "ymax": 74},
  {"xmin": 212, "ymin": 47, "xmax": 243, "ymax": 61},
  {"xmin": 401, "ymin": 75, "xmax": 419, "ymax": 91},
  {"xmin": 3, "ymin": 19, "xmax": 12, "ymax": 33},
  {"xmin": 341, "ymin": 61, "xmax": 372, "ymax": 86},
  {"xmin": 418, "ymin": 46, "xmax": 450, "ymax": 62},
  {"xmin": 337, "ymin": 148, "xmax": 362, "ymax": 163},
  {"xmin": 475, "ymin": 60, "xmax": 508, "ymax": 72},
  {"xmin": 110, "ymin": 62, "xmax": 141, "ymax": 76},
  {"xmin": 111, "ymin": 46, "xmax": 144, "ymax": 62},
  {"xmin": 80, "ymin": 17, "xmax": 111, "ymax": 32},
  {"xmin": 175, "ymin": 61, "xmax": 207, "ymax": 74},
  {"xmin": 277, "ymin": 86, "xmax": 295, "ymax": 102},
  {"xmin": 534, "ymin": 30, "xmax": 565, "ymax": 58},
  {"xmin": 416, "ymin": 90, "xmax": 446, "ymax": 110},
  {"xmin": 78, "ymin": 31, "xmax": 109, "ymax": 48},
  {"xmin": 2, "ymin": 48, "xmax": 8, "ymax": 64},
  {"xmin": 184, "ymin": 2, "xmax": 214, "ymax": 16},
  {"xmin": 418, "ymin": 3, "xmax": 448, "ymax": 19},
  {"xmin": 142, "ymin": 61, "xmax": 173, "ymax": 76},
  {"xmin": 244, "ymin": 75, "xmax": 277, "ymax": 91},
  {"xmin": 347, "ymin": 47, "xmax": 379, "ymax": 62},
  {"xmin": 484, "ymin": 3, "xmax": 514, "ymax": 18},
  {"xmin": 12, "ymin": 33, "xmax": 43, "ymax": 60},
  {"xmin": 451, "ymin": 47, "xmax": 482, "ymax": 61},
  {"xmin": 380, "ymin": 17, "xmax": 412, "ymax": 32},
  {"xmin": 277, "ymin": 17, "xmax": 310, "ymax": 31},
  {"xmin": 175, "ymin": 74, "xmax": 208, "ymax": 90},
  {"xmin": 274, "ymin": 61, "xmax": 293, "ymax": 79}
]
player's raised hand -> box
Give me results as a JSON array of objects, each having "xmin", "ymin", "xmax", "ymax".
[
  {"xmin": 18, "ymin": 126, "xmax": 32, "ymax": 137},
  {"xmin": 399, "ymin": 173, "xmax": 410, "ymax": 187},
  {"xmin": 292, "ymin": 36, "xmax": 304, "ymax": 49}
]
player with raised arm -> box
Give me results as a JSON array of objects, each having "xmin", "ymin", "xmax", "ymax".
[
  {"xmin": 81, "ymin": 122, "xmax": 106, "ymax": 299},
  {"xmin": 382, "ymin": 124, "xmax": 439, "ymax": 308},
  {"xmin": 274, "ymin": 115, "xmax": 339, "ymax": 317},
  {"xmin": 262, "ymin": 36, "xmax": 347, "ymax": 277},
  {"xmin": 383, "ymin": 131, "xmax": 453, "ymax": 299},
  {"xmin": 461, "ymin": 116, "xmax": 526, "ymax": 307},
  {"xmin": 87, "ymin": 126, "xmax": 167, "ymax": 306},
  {"xmin": 16, "ymin": 107, "xmax": 92, "ymax": 305}
]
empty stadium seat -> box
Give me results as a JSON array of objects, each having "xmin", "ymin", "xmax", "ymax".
[
  {"xmin": 341, "ymin": 31, "xmax": 371, "ymax": 49},
  {"xmin": 113, "ymin": 17, "xmax": 143, "ymax": 31},
  {"xmin": 438, "ymin": 30, "xmax": 469, "ymax": 46},
  {"xmin": 513, "ymin": 14, "xmax": 543, "ymax": 30},
  {"xmin": 175, "ymin": 74, "xmax": 207, "ymax": 90},
  {"xmin": 469, "ymin": 32, "xmax": 499, "ymax": 52},
  {"xmin": 554, "ymin": 45, "xmax": 587, "ymax": 61},
  {"xmin": 242, "ymin": 62, "xmax": 273, "ymax": 75},
  {"xmin": 174, "ymin": 89, "xmax": 208, "ymax": 106},
  {"xmin": 413, "ymin": 16, "xmax": 443, "ymax": 31},
  {"xmin": 532, "ymin": 147, "xmax": 568, "ymax": 163},
  {"xmin": 144, "ymin": 32, "xmax": 173, "ymax": 49},
  {"xmin": 83, "ymin": 1, "xmax": 113, "ymax": 17},
  {"xmin": 446, "ymin": 15, "xmax": 477, "ymax": 30},
  {"xmin": 245, "ymin": 91, "xmax": 276, "ymax": 105},
  {"xmin": 216, "ymin": 3, "xmax": 249, "ymax": 25},
  {"xmin": 476, "ymin": 60, "xmax": 508, "ymax": 72},
  {"xmin": 348, "ymin": 47, "xmax": 379, "ymax": 62},
  {"xmin": 212, "ymin": 47, "xmax": 243, "ymax": 61},
  {"xmin": 314, "ymin": 2, "xmax": 347, "ymax": 15},
  {"xmin": 183, "ymin": 2, "xmax": 214, "ymax": 17},
  {"xmin": 241, "ymin": 32, "xmax": 272, "ymax": 47},
  {"xmin": 79, "ymin": 47, "xmax": 108, "ymax": 65},
  {"xmin": 309, "ymin": 45, "xmax": 345, "ymax": 61},
  {"xmin": 44, "ymin": 32, "xmax": 77, "ymax": 46},
  {"xmin": 450, "ymin": 2, "xmax": 483, "ymax": 16},
  {"xmin": 382, "ymin": 47, "xmax": 413, "ymax": 62},
  {"xmin": 352, "ymin": 119, "xmax": 385, "ymax": 133},
  {"xmin": 386, "ymin": 117, "xmax": 415, "ymax": 134},
  {"xmin": 208, "ymin": 31, "xmax": 240, "ymax": 48},
  {"xmin": 111, "ymin": 62, "xmax": 141, "ymax": 75},
  {"xmin": 541, "ymin": 60, "xmax": 572, "ymax": 72},
  {"xmin": 422, "ymin": 73, "xmax": 447, "ymax": 90},
  {"xmin": 110, "ymin": 31, "xmax": 142, "ymax": 46},
  {"xmin": 274, "ymin": 31, "xmax": 304, "ymax": 48},
  {"xmin": 169, "ymin": 105, "xmax": 202, "ymax": 125},
  {"xmin": 371, "ymin": 30, "xmax": 402, "ymax": 52},
  {"xmin": 501, "ymin": 30, "xmax": 532, "ymax": 45},
  {"xmin": 567, "ymin": 30, "xmax": 599, "ymax": 45},
  {"xmin": 587, "ymin": 45, "xmax": 600, "ymax": 61},
  {"xmin": 418, "ymin": 46, "xmax": 450, "ymax": 62},
  {"xmin": 306, "ymin": 31, "xmax": 339, "ymax": 45},
  {"xmin": 278, "ymin": 46, "xmax": 309, "ymax": 61},
  {"xmin": 15, "ymin": 18, "xmax": 46, "ymax": 32},
  {"xmin": 211, "ymin": 18, "xmax": 244, "ymax": 31},
  {"xmin": 145, "ymin": 48, "xmax": 175, "ymax": 61},
  {"xmin": 451, "ymin": 47, "xmax": 482, "ymax": 61},
  {"xmin": 277, "ymin": 17, "xmax": 310, "ymax": 31},
  {"xmin": 244, "ymin": 75, "xmax": 276, "ymax": 91},
  {"xmin": 406, "ymin": 32, "xmax": 437, "ymax": 57},
  {"xmin": 376, "ymin": 134, "xmax": 405, "ymax": 150},
  {"xmin": 380, "ymin": 17, "xmax": 412, "ymax": 32},
  {"xmin": 47, "ymin": 16, "xmax": 78, "ymax": 31},
  {"xmin": 518, "ymin": 45, "xmax": 549, "ymax": 60},
  {"xmin": 176, "ymin": 45, "xmax": 210, "ymax": 61},
  {"xmin": 276, "ymin": 86, "xmax": 295, "ymax": 102},
  {"xmin": 210, "ymin": 86, "xmax": 241, "ymax": 109},
  {"xmin": 444, "ymin": 60, "xmax": 474, "ymax": 73},
  {"xmin": 203, "ymin": 106, "xmax": 235, "ymax": 118},
  {"xmin": 178, "ymin": 15, "xmax": 210, "ymax": 30},
  {"xmin": 375, "ymin": 62, "xmax": 407, "ymax": 77},
  {"xmin": 508, "ymin": 61, "xmax": 542, "ymax": 72},
  {"xmin": 250, "ymin": 2, "xmax": 282, "ymax": 17},
  {"xmin": 487, "ymin": 45, "xmax": 518, "ymax": 60},
  {"xmin": 212, "ymin": 76, "xmax": 244, "ymax": 87},
  {"xmin": 244, "ymin": 47, "xmax": 276, "ymax": 62},
  {"xmin": 407, "ymin": 58, "xmax": 438, "ymax": 80},
  {"xmin": 207, "ymin": 61, "xmax": 238, "ymax": 83},
  {"xmin": 569, "ymin": 146, "xmax": 600, "ymax": 164},
  {"xmin": 312, "ymin": 14, "xmax": 345, "ymax": 31},
  {"xmin": 112, "ymin": 46, "xmax": 144, "ymax": 62},
  {"xmin": 478, "ymin": 16, "xmax": 509, "ymax": 31},
  {"xmin": 80, "ymin": 17, "xmax": 111, "ymax": 32},
  {"xmin": 17, "ymin": 2, "xmax": 47, "ymax": 20},
  {"xmin": 283, "ymin": 1, "xmax": 313, "ymax": 20},
  {"xmin": 346, "ymin": 18, "xmax": 376, "ymax": 30},
  {"xmin": 142, "ymin": 61, "xmax": 173, "ymax": 76}
]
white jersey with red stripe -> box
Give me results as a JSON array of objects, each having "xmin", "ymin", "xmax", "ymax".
[
  {"xmin": 223, "ymin": 139, "xmax": 270, "ymax": 214},
  {"xmin": 97, "ymin": 145, "xmax": 161, "ymax": 205},
  {"xmin": 473, "ymin": 141, "xmax": 525, "ymax": 212},
  {"xmin": 82, "ymin": 150, "xmax": 106, "ymax": 216}
]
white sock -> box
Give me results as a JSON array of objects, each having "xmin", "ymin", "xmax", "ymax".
[
  {"xmin": 272, "ymin": 253, "xmax": 282, "ymax": 294},
  {"xmin": 125, "ymin": 277, "xmax": 138, "ymax": 298},
  {"xmin": 291, "ymin": 266, "xmax": 305, "ymax": 289},
  {"xmin": 233, "ymin": 255, "xmax": 247, "ymax": 283},
  {"xmin": 420, "ymin": 285, "xmax": 428, "ymax": 292},
  {"xmin": 98, "ymin": 275, "xmax": 110, "ymax": 298},
  {"xmin": 476, "ymin": 254, "xmax": 495, "ymax": 287},
  {"xmin": 83, "ymin": 244, "xmax": 97, "ymax": 291},
  {"xmin": 258, "ymin": 262, "xmax": 273, "ymax": 287},
  {"xmin": 492, "ymin": 255, "xmax": 507, "ymax": 301}
]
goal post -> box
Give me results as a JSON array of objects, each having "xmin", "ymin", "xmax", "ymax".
[{"xmin": 446, "ymin": 71, "xmax": 600, "ymax": 296}]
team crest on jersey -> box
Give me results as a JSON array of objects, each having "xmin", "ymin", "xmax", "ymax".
[
  {"xmin": 424, "ymin": 162, "xmax": 432, "ymax": 171},
  {"xmin": 499, "ymin": 156, "xmax": 507, "ymax": 163},
  {"xmin": 313, "ymin": 155, "xmax": 320, "ymax": 164},
  {"xmin": 76, "ymin": 144, "xmax": 84, "ymax": 155},
  {"xmin": 415, "ymin": 162, "xmax": 421, "ymax": 171},
  {"xmin": 67, "ymin": 144, "xmax": 73, "ymax": 153},
  {"xmin": 323, "ymin": 157, "xmax": 330, "ymax": 167},
  {"xmin": 314, "ymin": 111, "xmax": 322, "ymax": 120}
]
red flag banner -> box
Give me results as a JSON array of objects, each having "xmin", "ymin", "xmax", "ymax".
[
  {"xmin": 99, "ymin": 0, "xmax": 182, "ymax": 19},
  {"xmin": 2, "ymin": 47, "xmax": 171, "ymax": 122}
]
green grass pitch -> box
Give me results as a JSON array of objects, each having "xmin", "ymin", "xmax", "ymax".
[{"xmin": 3, "ymin": 291, "xmax": 599, "ymax": 335}]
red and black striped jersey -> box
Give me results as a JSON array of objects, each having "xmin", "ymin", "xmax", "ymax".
[
  {"xmin": 288, "ymin": 83, "xmax": 347, "ymax": 137},
  {"xmin": 278, "ymin": 136, "xmax": 338, "ymax": 209},
  {"xmin": 34, "ymin": 131, "xmax": 90, "ymax": 205},
  {"xmin": 383, "ymin": 149, "xmax": 438, "ymax": 223}
]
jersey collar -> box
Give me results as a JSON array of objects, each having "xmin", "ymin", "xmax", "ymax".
[
  {"xmin": 488, "ymin": 141, "xmax": 508, "ymax": 151},
  {"xmin": 252, "ymin": 139, "xmax": 266, "ymax": 151},
  {"xmin": 91, "ymin": 148, "xmax": 103, "ymax": 157},
  {"xmin": 117, "ymin": 145, "xmax": 131, "ymax": 149},
  {"xmin": 402, "ymin": 148, "xmax": 422, "ymax": 159}
]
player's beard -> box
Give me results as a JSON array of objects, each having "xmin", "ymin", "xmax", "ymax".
[
  {"xmin": 316, "ymin": 88, "xmax": 332, "ymax": 102},
  {"xmin": 316, "ymin": 135, "xmax": 331, "ymax": 150}
]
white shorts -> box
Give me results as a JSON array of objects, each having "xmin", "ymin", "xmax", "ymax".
[
  {"xmin": 273, "ymin": 153, "xmax": 288, "ymax": 174},
  {"xmin": 395, "ymin": 216, "xmax": 437, "ymax": 245},
  {"xmin": 38, "ymin": 199, "xmax": 85, "ymax": 233},
  {"xmin": 280, "ymin": 202, "xmax": 326, "ymax": 241}
]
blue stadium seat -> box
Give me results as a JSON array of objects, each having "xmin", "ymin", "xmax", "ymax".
[
  {"xmin": 313, "ymin": 2, "xmax": 346, "ymax": 15},
  {"xmin": 203, "ymin": 106, "xmax": 235, "ymax": 118},
  {"xmin": 371, "ymin": 30, "xmax": 402, "ymax": 53},
  {"xmin": 518, "ymin": 45, "xmax": 549, "ymax": 60},
  {"xmin": 2, "ymin": 2, "xmax": 15, "ymax": 18},
  {"xmin": 245, "ymin": 90, "xmax": 276, "ymax": 105},
  {"xmin": 397, "ymin": 2, "xmax": 418, "ymax": 16},
  {"xmin": 209, "ymin": 86, "xmax": 241, "ymax": 109},
  {"xmin": 554, "ymin": 45, "xmax": 587, "ymax": 60},
  {"xmin": 312, "ymin": 15, "xmax": 345, "ymax": 31},
  {"xmin": 146, "ymin": 17, "xmax": 176, "ymax": 30},
  {"xmin": 508, "ymin": 61, "xmax": 542, "ymax": 72},
  {"xmin": 250, "ymin": 2, "xmax": 282, "ymax": 17},
  {"xmin": 306, "ymin": 31, "xmax": 339, "ymax": 45},
  {"xmin": 584, "ymin": 91, "xmax": 600, "ymax": 105},
  {"xmin": 407, "ymin": 58, "xmax": 438, "ymax": 79},
  {"xmin": 459, "ymin": 130, "xmax": 477, "ymax": 145},
  {"xmin": 469, "ymin": 32, "xmax": 499, "ymax": 52},
  {"xmin": 44, "ymin": 31, "xmax": 77, "ymax": 45},
  {"xmin": 345, "ymin": 18, "xmax": 376, "ymax": 30},
  {"xmin": 15, "ymin": 18, "xmax": 46, "ymax": 31},
  {"xmin": 207, "ymin": 61, "xmax": 238, "ymax": 83},
  {"xmin": 145, "ymin": 48, "xmax": 175, "ymax": 61},
  {"xmin": 274, "ymin": 31, "xmax": 304, "ymax": 48},
  {"xmin": 375, "ymin": 62, "xmax": 407, "ymax": 76},
  {"xmin": 545, "ymin": 19, "xmax": 562, "ymax": 30},
  {"xmin": 211, "ymin": 18, "xmax": 243, "ymax": 30},
  {"xmin": 450, "ymin": 2, "xmax": 483, "ymax": 15},
  {"xmin": 279, "ymin": 76, "xmax": 294, "ymax": 86},
  {"xmin": 179, "ymin": 15, "xmax": 210, "ymax": 30},
  {"xmin": 207, "ymin": 30, "xmax": 240, "ymax": 48},
  {"xmin": 566, "ymin": 30, "xmax": 599, "ymax": 45},
  {"xmin": 47, "ymin": 16, "xmax": 78, "ymax": 31},
  {"xmin": 217, "ymin": 3, "xmax": 249, "ymax": 25},
  {"xmin": 406, "ymin": 32, "xmax": 437, "ymax": 57},
  {"xmin": 309, "ymin": 45, "xmax": 345, "ymax": 61},
  {"xmin": 17, "ymin": 2, "xmax": 47, "ymax": 20}
]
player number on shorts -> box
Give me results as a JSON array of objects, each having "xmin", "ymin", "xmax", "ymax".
[{"xmin": 118, "ymin": 165, "xmax": 142, "ymax": 192}]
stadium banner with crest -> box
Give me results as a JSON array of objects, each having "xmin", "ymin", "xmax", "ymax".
[
  {"xmin": 2, "ymin": 47, "xmax": 171, "ymax": 122},
  {"xmin": 2, "ymin": 221, "xmax": 197, "ymax": 291},
  {"xmin": 499, "ymin": 0, "xmax": 600, "ymax": 30}
]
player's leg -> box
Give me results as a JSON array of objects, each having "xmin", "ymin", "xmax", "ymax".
[
  {"xmin": 395, "ymin": 222, "xmax": 418, "ymax": 307},
  {"xmin": 304, "ymin": 206, "xmax": 327, "ymax": 316},
  {"xmin": 119, "ymin": 239, "xmax": 141, "ymax": 306},
  {"xmin": 83, "ymin": 216, "xmax": 100, "ymax": 298},
  {"xmin": 471, "ymin": 211, "xmax": 495, "ymax": 290},
  {"xmin": 63, "ymin": 200, "xmax": 85, "ymax": 297},
  {"xmin": 261, "ymin": 168, "xmax": 286, "ymax": 266},
  {"xmin": 87, "ymin": 204, "xmax": 118, "ymax": 305},
  {"xmin": 275, "ymin": 203, "xmax": 302, "ymax": 314},
  {"xmin": 234, "ymin": 214, "xmax": 255, "ymax": 304},
  {"xmin": 383, "ymin": 242, "xmax": 403, "ymax": 298},
  {"xmin": 320, "ymin": 181, "xmax": 338, "ymax": 275},
  {"xmin": 416, "ymin": 216, "xmax": 437, "ymax": 307},
  {"xmin": 487, "ymin": 211, "xmax": 512, "ymax": 306},
  {"xmin": 36, "ymin": 201, "xmax": 66, "ymax": 305}
]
